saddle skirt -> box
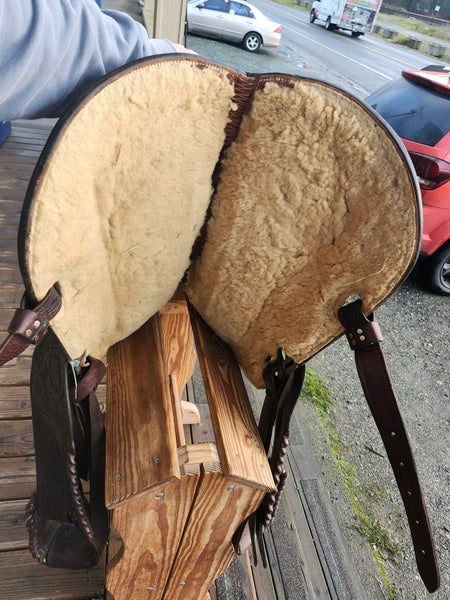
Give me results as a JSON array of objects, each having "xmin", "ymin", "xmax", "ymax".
[
  {"xmin": 4, "ymin": 55, "xmax": 440, "ymax": 592},
  {"xmin": 19, "ymin": 55, "xmax": 420, "ymax": 387}
]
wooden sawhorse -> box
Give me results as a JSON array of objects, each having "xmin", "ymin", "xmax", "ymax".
[{"xmin": 104, "ymin": 295, "xmax": 275, "ymax": 599}]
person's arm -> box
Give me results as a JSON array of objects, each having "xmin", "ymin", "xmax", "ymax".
[{"xmin": 0, "ymin": 0, "xmax": 179, "ymax": 120}]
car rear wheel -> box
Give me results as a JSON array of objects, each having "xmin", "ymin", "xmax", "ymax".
[
  {"xmin": 325, "ymin": 17, "xmax": 334, "ymax": 31},
  {"xmin": 424, "ymin": 243, "xmax": 450, "ymax": 295},
  {"xmin": 243, "ymin": 32, "xmax": 262, "ymax": 52},
  {"xmin": 309, "ymin": 9, "xmax": 316, "ymax": 23}
]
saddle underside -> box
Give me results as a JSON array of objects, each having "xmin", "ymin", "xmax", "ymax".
[{"xmin": 19, "ymin": 55, "xmax": 420, "ymax": 387}]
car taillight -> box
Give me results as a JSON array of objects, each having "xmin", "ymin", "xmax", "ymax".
[
  {"xmin": 274, "ymin": 25, "xmax": 281, "ymax": 34},
  {"xmin": 409, "ymin": 152, "xmax": 450, "ymax": 190}
]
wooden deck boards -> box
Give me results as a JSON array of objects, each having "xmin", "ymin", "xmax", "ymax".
[
  {"xmin": 0, "ymin": 121, "xmax": 107, "ymax": 600},
  {"xmin": 0, "ymin": 121, "xmax": 366, "ymax": 600}
]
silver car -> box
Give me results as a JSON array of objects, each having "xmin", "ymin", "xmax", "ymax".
[{"xmin": 187, "ymin": 0, "xmax": 281, "ymax": 52}]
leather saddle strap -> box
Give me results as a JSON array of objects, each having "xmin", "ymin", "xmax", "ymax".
[
  {"xmin": 338, "ymin": 299, "xmax": 439, "ymax": 593},
  {"xmin": 0, "ymin": 285, "xmax": 62, "ymax": 366},
  {"xmin": 71, "ymin": 358, "xmax": 108, "ymax": 553},
  {"xmin": 27, "ymin": 329, "xmax": 107, "ymax": 569}
]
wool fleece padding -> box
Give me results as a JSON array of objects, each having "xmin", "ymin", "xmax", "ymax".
[
  {"xmin": 186, "ymin": 77, "xmax": 420, "ymax": 388},
  {"xmin": 19, "ymin": 57, "xmax": 420, "ymax": 384},
  {"xmin": 20, "ymin": 57, "xmax": 236, "ymax": 360}
]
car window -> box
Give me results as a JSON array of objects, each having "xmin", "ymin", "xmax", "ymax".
[
  {"xmin": 367, "ymin": 77, "xmax": 450, "ymax": 147},
  {"xmin": 203, "ymin": 0, "xmax": 230, "ymax": 12},
  {"xmin": 230, "ymin": 1, "xmax": 254, "ymax": 17}
]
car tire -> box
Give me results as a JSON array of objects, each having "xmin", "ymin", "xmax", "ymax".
[
  {"xmin": 243, "ymin": 32, "xmax": 262, "ymax": 52},
  {"xmin": 325, "ymin": 17, "xmax": 334, "ymax": 31},
  {"xmin": 351, "ymin": 31, "xmax": 363, "ymax": 37},
  {"xmin": 309, "ymin": 9, "xmax": 316, "ymax": 23},
  {"xmin": 424, "ymin": 243, "xmax": 450, "ymax": 295}
]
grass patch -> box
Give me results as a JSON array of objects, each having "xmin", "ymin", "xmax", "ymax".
[
  {"xmin": 301, "ymin": 368, "xmax": 402, "ymax": 594},
  {"xmin": 379, "ymin": 10, "xmax": 450, "ymax": 43},
  {"xmin": 302, "ymin": 368, "xmax": 333, "ymax": 418}
]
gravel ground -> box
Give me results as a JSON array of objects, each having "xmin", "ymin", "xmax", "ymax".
[{"xmin": 307, "ymin": 266, "xmax": 449, "ymax": 600}]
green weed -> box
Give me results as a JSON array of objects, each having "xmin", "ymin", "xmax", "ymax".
[{"xmin": 301, "ymin": 369, "xmax": 403, "ymax": 591}]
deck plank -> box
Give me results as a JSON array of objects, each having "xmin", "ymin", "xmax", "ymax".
[
  {"xmin": 0, "ymin": 120, "xmax": 107, "ymax": 600},
  {"xmin": 0, "ymin": 550, "xmax": 105, "ymax": 600}
]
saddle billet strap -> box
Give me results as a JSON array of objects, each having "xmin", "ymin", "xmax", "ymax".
[
  {"xmin": 0, "ymin": 285, "xmax": 61, "ymax": 366},
  {"xmin": 25, "ymin": 328, "xmax": 108, "ymax": 569},
  {"xmin": 338, "ymin": 299, "xmax": 439, "ymax": 593},
  {"xmin": 233, "ymin": 352, "xmax": 306, "ymax": 564}
]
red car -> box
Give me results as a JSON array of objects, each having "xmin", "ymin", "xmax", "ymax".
[{"xmin": 366, "ymin": 65, "xmax": 450, "ymax": 295}]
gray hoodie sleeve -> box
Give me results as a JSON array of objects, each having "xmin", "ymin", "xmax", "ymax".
[{"xmin": 0, "ymin": 0, "xmax": 177, "ymax": 120}]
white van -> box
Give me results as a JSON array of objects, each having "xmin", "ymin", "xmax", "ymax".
[{"xmin": 310, "ymin": 0, "xmax": 382, "ymax": 37}]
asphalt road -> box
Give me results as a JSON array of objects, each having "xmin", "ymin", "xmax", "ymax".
[
  {"xmin": 186, "ymin": 6, "xmax": 449, "ymax": 599},
  {"xmin": 186, "ymin": 0, "xmax": 447, "ymax": 99}
]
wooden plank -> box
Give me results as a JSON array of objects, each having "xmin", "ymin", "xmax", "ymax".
[
  {"xmin": 0, "ymin": 212, "xmax": 20, "ymax": 227},
  {"xmin": 0, "ymin": 419, "xmax": 34, "ymax": 457},
  {"xmin": 0, "ymin": 252, "xmax": 20, "ymax": 267},
  {"xmin": 0, "ymin": 456, "xmax": 36, "ymax": 501},
  {"xmin": 190, "ymin": 401, "xmax": 216, "ymax": 445},
  {"xmin": 0, "ymin": 356, "xmax": 32, "ymax": 385},
  {"xmin": 286, "ymin": 409, "xmax": 368, "ymax": 600},
  {"xmin": 0, "ymin": 223, "xmax": 20, "ymax": 237},
  {"xmin": 0, "ymin": 549, "xmax": 105, "ymax": 600},
  {"xmin": 178, "ymin": 443, "xmax": 220, "ymax": 474},
  {"xmin": 163, "ymin": 471, "xmax": 264, "ymax": 600},
  {"xmin": 214, "ymin": 553, "xmax": 258, "ymax": 600},
  {"xmin": 0, "ymin": 166, "xmax": 36, "ymax": 180},
  {"xmin": 188, "ymin": 306, "xmax": 274, "ymax": 493},
  {"xmin": 160, "ymin": 298, "xmax": 196, "ymax": 402},
  {"xmin": 280, "ymin": 464, "xmax": 332, "ymax": 599},
  {"xmin": 0, "ymin": 147, "xmax": 41, "ymax": 158},
  {"xmin": 5, "ymin": 128, "xmax": 49, "ymax": 140},
  {"xmin": 3, "ymin": 140, "xmax": 47, "ymax": 151},
  {"xmin": 0, "ymin": 386, "xmax": 31, "ymax": 419},
  {"xmin": 180, "ymin": 399, "xmax": 200, "ymax": 424},
  {"xmin": 105, "ymin": 314, "xmax": 180, "ymax": 508},
  {"xmin": 0, "ymin": 268, "xmax": 23, "ymax": 284},
  {"xmin": 0, "ymin": 498, "xmax": 29, "ymax": 550},
  {"xmin": 0, "ymin": 154, "xmax": 41, "ymax": 166},
  {"xmin": 0, "ymin": 239, "xmax": 18, "ymax": 256},
  {"xmin": 106, "ymin": 475, "xmax": 200, "ymax": 600}
]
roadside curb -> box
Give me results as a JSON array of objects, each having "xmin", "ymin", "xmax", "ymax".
[{"xmin": 373, "ymin": 23, "xmax": 449, "ymax": 59}]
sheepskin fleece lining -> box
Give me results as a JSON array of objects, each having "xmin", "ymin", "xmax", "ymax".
[
  {"xmin": 26, "ymin": 61, "xmax": 235, "ymax": 360},
  {"xmin": 186, "ymin": 80, "xmax": 419, "ymax": 388}
]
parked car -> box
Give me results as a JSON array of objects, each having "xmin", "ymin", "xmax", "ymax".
[
  {"xmin": 187, "ymin": 0, "xmax": 281, "ymax": 52},
  {"xmin": 366, "ymin": 65, "xmax": 450, "ymax": 295}
]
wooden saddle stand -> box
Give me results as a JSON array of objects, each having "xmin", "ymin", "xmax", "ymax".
[{"xmin": 0, "ymin": 55, "xmax": 440, "ymax": 598}]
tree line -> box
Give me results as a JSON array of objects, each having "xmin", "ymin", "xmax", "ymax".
[{"xmin": 385, "ymin": 0, "xmax": 450, "ymax": 21}]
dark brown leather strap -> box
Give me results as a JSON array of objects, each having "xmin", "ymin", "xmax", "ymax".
[
  {"xmin": 26, "ymin": 330, "xmax": 108, "ymax": 569},
  {"xmin": 0, "ymin": 285, "xmax": 62, "ymax": 366},
  {"xmin": 339, "ymin": 299, "xmax": 439, "ymax": 593},
  {"xmin": 69, "ymin": 357, "xmax": 106, "ymax": 404}
]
